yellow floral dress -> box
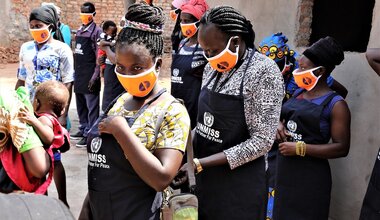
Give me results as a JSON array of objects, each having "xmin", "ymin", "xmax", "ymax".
[{"xmin": 108, "ymin": 93, "xmax": 191, "ymax": 153}]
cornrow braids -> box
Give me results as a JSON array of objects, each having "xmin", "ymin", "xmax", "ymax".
[
  {"xmin": 200, "ymin": 5, "xmax": 255, "ymax": 48},
  {"xmin": 116, "ymin": 2, "xmax": 165, "ymax": 58}
]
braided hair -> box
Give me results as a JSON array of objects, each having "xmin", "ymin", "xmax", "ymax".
[
  {"xmin": 200, "ymin": 6, "xmax": 255, "ymax": 48},
  {"xmin": 116, "ymin": 2, "xmax": 165, "ymax": 59}
]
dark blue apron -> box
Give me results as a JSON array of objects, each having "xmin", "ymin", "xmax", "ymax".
[
  {"xmin": 194, "ymin": 52, "xmax": 267, "ymax": 220},
  {"xmin": 86, "ymin": 89, "xmax": 166, "ymax": 220},
  {"xmin": 360, "ymin": 147, "xmax": 380, "ymax": 220},
  {"xmin": 102, "ymin": 63, "xmax": 125, "ymax": 111},
  {"xmin": 273, "ymin": 90, "xmax": 338, "ymax": 220},
  {"xmin": 74, "ymin": 24, "xmax": 100, "ymax": 94},
  {"xmin": 171, "ymin": 41, "xmax": 202, "ymax": 129}
]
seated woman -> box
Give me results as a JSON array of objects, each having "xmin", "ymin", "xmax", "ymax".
[
  {"xmin": 80, "ymin": 2, "xmax": 190, "ymax": 220},
  {"xmin": 273, "ymin": 36, "xmax": 351, "ymax": 220}
]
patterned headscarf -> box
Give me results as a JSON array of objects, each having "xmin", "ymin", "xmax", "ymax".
[{"xmin": 259, "ymin": 32, "xmax": 296, "ymax": 63}]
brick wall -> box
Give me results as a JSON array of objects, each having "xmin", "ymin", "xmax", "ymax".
[{"xmin": 0, "ymin": 0, "xmax": 175, "ymax": 64}]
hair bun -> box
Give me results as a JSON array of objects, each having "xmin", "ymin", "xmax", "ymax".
[
  {"xmin": 126, "ymin": 2, "xmax": 165, "ymax": 29},
  {"xmin": 303, "ymin": 36, "xmax": 344, "ymax": 68}
]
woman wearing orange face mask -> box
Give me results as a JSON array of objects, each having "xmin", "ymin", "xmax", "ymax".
[
  {"xmin": 273, "ymin": 36, "xmax": 351, "ymax": 220},
  {"xmin": 79, "ymin": 3, "xmax": 190, "ymax": 219},
  {"xmin": 171, "ymin": 0, "xmax": 208, "ymax": 129},
  {"xmin": 170, "ymin": 0, "xmax": 189, "ymax": 52},
  {"xmin": 173, "ymin": 6, "xmax": 284, "ymax": 220}
]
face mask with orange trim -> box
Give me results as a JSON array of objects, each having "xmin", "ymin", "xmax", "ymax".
[
  {"xmin": 204, "ymin": 37, "xmax": 239, "ymax": 73},
  {"xmin": 169, "ymin": 9, "xmax": 179, "ymax": 21},
  {"xmin": 29, "ymin": 26, "xmax": 51, "ymax": 44},
  {"xmin": 180, "ymin": 21, "xmax": 198, "ymax": 38},
  {"xmin": 115, "ymin": 61, "xmax": 159, "ymax": 97},
  {"xmin": 292, "ymin": 66, "xmax": 322, "ymax": 91},
  {"xmin": 80, "ymin": 13, "xmax": 94, "ymax": 25}
]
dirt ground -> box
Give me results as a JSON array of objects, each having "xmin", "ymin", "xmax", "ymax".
[{"xmin": 0, "ymin": 55, "xmax": 172, "ymax": 218}]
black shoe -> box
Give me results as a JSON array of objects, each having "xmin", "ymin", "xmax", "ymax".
[
  {"xmin": 71, "ymin": 131, "xmax": 84, "ymax": 140},
  {"xmin": 76, "ymin": 137, "xmax": 87, "ymax": 148}
]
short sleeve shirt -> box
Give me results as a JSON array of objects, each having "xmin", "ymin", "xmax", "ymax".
[
  {"xmin": 0, "ymin": 87, "xmax": 42, "ymax": 153},
  {"xmin": 108, "ymin": 94, "xmax": 190, "ymax": 153},
  {"xmin": 17, "ymin": 40, "xmax": 74, "ymax": 101}
]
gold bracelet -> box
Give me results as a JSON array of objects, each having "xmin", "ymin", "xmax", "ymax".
[
  {"xmin": 193, "ymin": 158, "xmax": 203, "ymax": 174},
  {"xmin": 296, "ymin": 141, "xmax": 301, "ymax": 156},
  {"xmin": 296, "ymin": 141, "xmax": 306, "ymax": 157},
  {"xmin": 301, "ymin": 142, "xmax": 307, "ymax": 157}
]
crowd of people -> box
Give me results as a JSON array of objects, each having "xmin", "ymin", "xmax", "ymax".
[{"xmin": 0, "ymin": 0, "xmax": 379, "ymax": 219}]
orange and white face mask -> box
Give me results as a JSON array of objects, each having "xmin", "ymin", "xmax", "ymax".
[
  {"xmin": 292, "ymin": 66, "xmax": 322, "ymax": 91},
  {"xmin": 204, "ymin": 37, "xmax": 239, "ymax": 73},
  {"xmin": 80, "ymin": 13, "xmax": 94, "ymax": 25},
  {"xmin": 115, "ymin": 61, "xmax": 159, "ymax": 97},
  {"xmin": 180, "ymin": 21, "xmax": 199, "ymax": 38},
  {"xmin": 29, "ymin": 26, "xmax": 51, "ymax": 44},
  {"xmin": 169, "ymin": 9, "xmax": 179, "ymax": 21}
]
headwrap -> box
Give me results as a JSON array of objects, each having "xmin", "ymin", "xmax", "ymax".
[
  {"xmin": 172, "ymin": 0, "xmax": 189, "ymax": 9},
  {"xmin": 180, "ymin": 0, "xmax": 209, "ymax": 20},
  {"xmin": 41, "ymin": 2, "xmax": 61, "ymax": 16},
  {"xmin": 29, "ymin": 6, "xmax": 64, "ymax": 43},
  {"xmin": 303, "ymin": 36, "xmax": 344, "ymax": 69},
  {"xmin": 259, "ymin": 32, "xmax": 297, "ymax": 62}
]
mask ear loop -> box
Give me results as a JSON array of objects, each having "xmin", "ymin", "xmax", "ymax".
[{"xmin": 230, "ymin": 36, "xmax": 240, "ymax": 53}]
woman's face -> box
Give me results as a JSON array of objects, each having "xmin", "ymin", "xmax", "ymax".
[
  {"xmin": 180, "ymin": 12, "xmax": 197, "ymax": 24},
  {"xmin": 198, "ymin": 23, "xmax": 238, "ymax": 58},
  {"xmin": 29, "ymin": 20, "xmax": 49, "ymax": 29},
  {"xmin": 115, "ymin": 43, "xmax": 161, "ymax": 76},
  {"xmin": 297, "ymin": 55, "xmax": 317, "ymax": 72}
]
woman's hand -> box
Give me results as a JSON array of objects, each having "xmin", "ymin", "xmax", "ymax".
[
  {"xmin": 18, "ymin": 106, "xmax": 38, "ymax": 126},
  {"xmin": 98, "ymin": 115, "xmax": 124, "ymax": 134},
  {"xmin": 278, "ymin": 142, "xmax": 297, "ymax": 156},
  {"xmin": 172, "ymin": 162, "xmax": 195, "ymax": 187},
  {"xmin": 276, "ymin": 120, "xmax": 289, "ymax": 143}
]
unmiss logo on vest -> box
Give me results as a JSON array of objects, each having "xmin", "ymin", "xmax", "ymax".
[
  {"xmin": 173, "ymin": 68, "xmax": 179, "ymax": 77},
  {"xmin": 204, "ymin": 112, "xmax": 214, "ymax": 127},
  {"xmin": 91, "ymin": 137, "xmax": 102, "ymax": 153},
  {"xmin": 75, "ymin": 43, "xmax": 83, "ymax": 55},
  {"xmin": 287, "ymin": 120, "xmax": 297, "ymax": 132}
]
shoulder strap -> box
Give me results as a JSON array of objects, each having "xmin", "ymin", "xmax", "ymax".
[
  {"xmin": 320, "ymin": 92, "xmax": 338, "ymax": 107},
  {"xmin": 186, "ymin": 129, "xmax": 196, "ymax": 191},
  {"xmin": 153, "ymin": 98, "xmax": 196, "ymax": 190},
  {"xmin": 104, "ymin": 92, "xmax": 126, "ymax": 115},
  {"xmin": 153, "ymin": 97, "xmax": 177, "ymax": 143}
]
